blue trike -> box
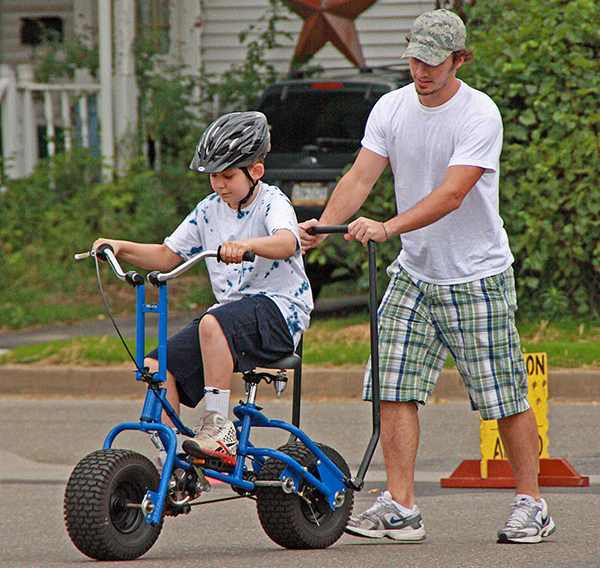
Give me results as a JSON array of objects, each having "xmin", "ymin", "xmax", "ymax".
[{"xmin": 64, "ymin": 227, "xmax": 381, "ymax": 560}]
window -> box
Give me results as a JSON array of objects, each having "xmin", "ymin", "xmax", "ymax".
[
  {"xmin": 136, "ymin": 0, "xmax": 170, "ymax": 54},
  {"xmin": 21, "ymin": 17, "xmax": 64, "ymax": 46}
]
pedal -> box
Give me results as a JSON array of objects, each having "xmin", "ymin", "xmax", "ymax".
[{"xmin": 183, "ymin": 440, "xmax": 237, "ymax": 470}]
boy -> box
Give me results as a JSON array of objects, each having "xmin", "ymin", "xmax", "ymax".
[{"xmin": 94, "ymin": 111, "xmax": 313, "ymax": 462}]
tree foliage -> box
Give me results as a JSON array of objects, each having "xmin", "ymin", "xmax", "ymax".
[{"xmin": 460, "ymin": 0, "xmax": 600, "ymax": 315}]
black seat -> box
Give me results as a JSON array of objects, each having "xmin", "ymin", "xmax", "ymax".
[{"xmin": 259, "ymin": 353, "xmax": 302, "ymax": 371}]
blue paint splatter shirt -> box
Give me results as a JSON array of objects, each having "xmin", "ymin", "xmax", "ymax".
[{"xmin": 164, "ymin": 181, "xmax": 313, "ymax": 347}]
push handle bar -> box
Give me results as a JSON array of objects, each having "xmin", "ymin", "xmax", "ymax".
[
  {"xmin": 306, "ymin": 225, "xmax": 348, "ymax": 235},
  {"xmin": 305, "ymin": 222, "xmax": 381, "ymax": 491}
]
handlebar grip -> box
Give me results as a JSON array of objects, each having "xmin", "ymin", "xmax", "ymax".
[
  {"xmin": 307, "ymin": 225, "xmax": 349, "ymax": 235},
  {"xmin": 95, "ymin": 243, "xmax": 115, "ymax": 261},
  {"xmin": 217, "ymin": 245, "xmax": 256, "ymax": 263}
]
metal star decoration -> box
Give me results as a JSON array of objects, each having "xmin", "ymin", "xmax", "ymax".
[{"xmin": 283, "ymin": 0, "xmax": 379, "ymax": 67}]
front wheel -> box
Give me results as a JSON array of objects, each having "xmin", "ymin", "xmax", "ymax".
[
  {"xmin": 256, "ymin": 442, "xmax": 353, "ymax": 549},
  {"xmin": 64, "ymin": 449, "xmax": 163, "ymax": 560}
]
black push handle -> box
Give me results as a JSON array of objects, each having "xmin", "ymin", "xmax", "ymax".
[
  {"xmin": 216, "ymin": 245, "xmax": 256, "ymax": 263},
  {"xmin": 307, "ymin": 225, "xmax": 348, "ymax": 235}
]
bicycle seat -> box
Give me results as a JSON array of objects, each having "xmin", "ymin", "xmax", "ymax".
[{"xmin": 257, "ymin": 353, "xmax": 301, "ymax": 371}]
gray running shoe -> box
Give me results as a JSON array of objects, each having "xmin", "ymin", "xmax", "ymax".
[
  {"xmin": 497, "ymin": 495, "xmax": 556, "ymax": 544},
  {"xmin": 345, "ymin": 491, "xmax": 426, "ymax": 541}
]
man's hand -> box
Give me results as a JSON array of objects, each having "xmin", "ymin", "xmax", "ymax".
[
  {"xmin": 347, "ymin": 217, "xmax": 389, "ymax": 246},
  {"xmin": 299, "ymin": 219, "xmax": 326, "ymax": 253}
]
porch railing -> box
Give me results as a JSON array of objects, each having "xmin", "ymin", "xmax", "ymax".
[{"xmin": 1, "ymin": 64, "xmax": 102, "ymax": 180}]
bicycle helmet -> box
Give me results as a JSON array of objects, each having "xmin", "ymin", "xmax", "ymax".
[{"xmin": 189, "ymin": 111, "xmax": 271, "ymax": 174}]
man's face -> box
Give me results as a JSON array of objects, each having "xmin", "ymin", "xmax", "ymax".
[{"xmin": 409, "ymin": 55, "xmax": 463, "ymax": 105}]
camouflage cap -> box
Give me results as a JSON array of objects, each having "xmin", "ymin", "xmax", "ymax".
[{"xmin": 402, "ymin": 9, "xmax": 466, "ymax": 66}]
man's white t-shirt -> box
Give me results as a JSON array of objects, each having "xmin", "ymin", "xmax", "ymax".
[
  {"xmin": 164, "ymin": 181, "xmax": 313, "ymax": 347},
  {"xmin": 362, "ymin": 80, "xmax": 513, "ymax": 285}
]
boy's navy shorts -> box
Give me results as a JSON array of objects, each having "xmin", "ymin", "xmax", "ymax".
[{"xmin": 146, "ymin": 295, "xmax": 294, "ymax": 408}]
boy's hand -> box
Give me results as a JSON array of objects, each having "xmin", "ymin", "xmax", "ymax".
[
  {"xmin": 219, "ymin": 241, "xmax": 253, "ymax": 264},
  {"xmin": 92, "ymin": 238, "xmax": 120, "ymax": 257},
  {"xmin": 299, "ymin": 219, "xmax": 326, "ymax": 253}
]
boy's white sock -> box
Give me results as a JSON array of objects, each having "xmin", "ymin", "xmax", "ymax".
[{"xmin": 204, "ymin": 387, "xmax": 231, "ymax": 418}]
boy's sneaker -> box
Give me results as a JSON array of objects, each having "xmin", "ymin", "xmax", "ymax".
[
  {"xmin": 497, "ymin": 495, "xmax": 556, "ymax": 544},
  {"xmin": 345, "ymin": 491, "xmax": 426, "ymax": 542},
  {"xmin": 182, "ymin": 411, "xmax": 237, "ymax": 465}
]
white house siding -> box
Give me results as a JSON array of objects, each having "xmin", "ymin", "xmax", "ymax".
[{"xmin": 198, "ymin": 0, "xmax": 437, "ymax": 76}]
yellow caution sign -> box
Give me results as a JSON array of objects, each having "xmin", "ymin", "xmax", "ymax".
[{"xmin": 479, "ymin": 352, "xmax": 549, "ymax": 478}]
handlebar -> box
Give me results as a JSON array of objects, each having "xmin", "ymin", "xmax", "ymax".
[
  {"xmin": 147, "ymin": 248, "xmax": 255, "ymax": 287},
  {"xmin": 74, "ymin": 245, "xmax": 255, "ymax": 288}
]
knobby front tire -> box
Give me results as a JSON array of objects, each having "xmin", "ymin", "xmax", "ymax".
[{"xmin": 64, "ymin": 449, "xmax": 163, "ymax": 561}]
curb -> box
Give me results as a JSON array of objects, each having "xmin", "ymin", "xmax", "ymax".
[{"xmin": 0, "ymin": 365, "xmax": 597, "ymax": 401}]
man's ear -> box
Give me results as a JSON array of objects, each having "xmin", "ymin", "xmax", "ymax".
[{"xmin": 251, "ymin": 162, "xmax": 265, "ymax": 180}]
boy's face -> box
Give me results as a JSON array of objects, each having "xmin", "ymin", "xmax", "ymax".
[{"xmin": 209, "ymin": 163, "xmax": 264, "ymax": 209}]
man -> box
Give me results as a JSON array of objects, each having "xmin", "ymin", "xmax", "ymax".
[{"xmin": 300, "ymin": 9, "xmax": 555, "ymax": 544}]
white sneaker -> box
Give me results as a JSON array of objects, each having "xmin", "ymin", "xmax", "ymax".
[
  {"xmin": 345, "ymin": 491, "xmax": 426, "ymax": 541},
  {"xmin": 182, "ymin": 411, "xmax": 237, "ymax": 464},
  {"xmin": 497, "ymin": 495, "xmax": 556, "ymax": 543}
]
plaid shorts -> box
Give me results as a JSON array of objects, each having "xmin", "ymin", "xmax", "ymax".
[{"xmin": 363, "ymin": 263, "xmax": 530, "ymax": 420}]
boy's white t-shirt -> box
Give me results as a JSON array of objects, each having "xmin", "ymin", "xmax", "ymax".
[
  {"xmin": 164, "ymin": 181, "xmax": 313, "ymax": 347},
  {"xmin": 362, "ymin": 80, "xmax": 513, "ymax": 285}
]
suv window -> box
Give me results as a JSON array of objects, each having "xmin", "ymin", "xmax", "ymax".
[{"xmin": 259, "ymin": 82, "xmax": 392, "ymax": 153}]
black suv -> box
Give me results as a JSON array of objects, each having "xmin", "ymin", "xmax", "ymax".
[{"xmin": 256, "ymin": 67, "xmax": 411, "ymax": 295}]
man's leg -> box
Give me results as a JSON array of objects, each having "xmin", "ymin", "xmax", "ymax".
[
  {"xmin": 497, "ymin": 408, "xmax": 540, "ymax": 498},
  {"xmin": 381, "ymin": 401, "xmax": 420, "ymax": 508},
  {"xmin": 496, "ymin": 407, "xmax": 555, "ymax": 543},
  {"xmin": 345, "ymin": 399, "xmax": 425, "ymax": 541}
]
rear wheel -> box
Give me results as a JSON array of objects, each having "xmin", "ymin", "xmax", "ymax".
[
  {"xmin": 64, "ymin": 449, "xmax": 163, "ymax": 560},
  {"xmin": 256, "ymin": 442, "xmax": 353, "ymax": 549}
]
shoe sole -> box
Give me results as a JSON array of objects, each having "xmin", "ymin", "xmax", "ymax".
[
  {"xmin": 497, "ymin": 518, "xmax": 556, "ymax": 544},
  {"xmin": 182, "ymin": 440, "xmax": 237, "ymax": 466},
  {"xmin": 345, "ymin": 525, "xmax": 426, "ymax": 542}
]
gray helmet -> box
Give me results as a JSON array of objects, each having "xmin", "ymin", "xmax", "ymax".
[{"xmin": 189, "ymin": 111, "xmax": 271, "ymax": 173}]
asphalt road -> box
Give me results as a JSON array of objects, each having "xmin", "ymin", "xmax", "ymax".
[{"xmin": 1, "ymin": 397, "xmax": 599, "ymax": 568}]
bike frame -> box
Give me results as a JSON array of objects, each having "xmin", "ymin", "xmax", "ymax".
[{"xmin": 93, "ymin": 247, "xmax": 352, "ymax": 526}]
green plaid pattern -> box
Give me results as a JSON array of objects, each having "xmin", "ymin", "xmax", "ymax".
[{"xmin": 364, "ymin": 264, "xmax": 529, "ymax": 420}]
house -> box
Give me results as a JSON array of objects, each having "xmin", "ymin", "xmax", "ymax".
[{"xmin": 0, "ymin": 0, "xmax": 437, "ymax": 180}]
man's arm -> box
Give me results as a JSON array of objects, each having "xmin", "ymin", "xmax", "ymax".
[
  {"xmin": 348, "ymin": 164, "xmax": 486, "ymax": 246},
  {"xmin": 300, "ymin": 148, "xmax": 389, "ymax": 250}
]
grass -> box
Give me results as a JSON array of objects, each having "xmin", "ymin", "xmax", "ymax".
[{"xmin": 2, "ymin": 314, "xmax": 600, "ymax": 369}]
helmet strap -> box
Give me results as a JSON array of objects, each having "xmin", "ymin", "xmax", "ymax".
[{"xmin": 237, "ymin": 166, "xmax": 259, "ymax": 217}]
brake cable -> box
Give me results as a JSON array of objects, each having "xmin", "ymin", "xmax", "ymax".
[{"xmin": 93, "ymin": 253, "xmax": 184, "ymax": 429}]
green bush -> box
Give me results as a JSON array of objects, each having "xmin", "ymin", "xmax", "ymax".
[
  {"xmin": 461, "ymin": 0, "xmax": 600, "ymax": 315},
  {"xmin": 0, "ymin": 150, "xmax": 212, "ymax": 328}
]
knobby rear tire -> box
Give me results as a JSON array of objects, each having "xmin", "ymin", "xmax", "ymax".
[{"xmin": 256, "ymin": 441, "xmax": 353, "ymax": 549}]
